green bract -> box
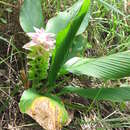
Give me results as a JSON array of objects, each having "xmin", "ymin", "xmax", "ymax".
[{"xmin": 28, "ymin": 46, "xmax": 50, "ymax": 88}]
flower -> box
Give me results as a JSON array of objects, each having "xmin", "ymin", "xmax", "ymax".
[{"xmin": 23, "ymin": 27, "xmax": 56, "ymax": 51}]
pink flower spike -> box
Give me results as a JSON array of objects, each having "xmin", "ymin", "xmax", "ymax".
[
  {"xmin": 33, "ymin": 27, "xmax": 45, "ymax": 34},
  {"xmin": 33, "ymin": 27, "xmax": 41, "ymax": 33},
  {"xmin": 23, "ymin": 27, "xmax": 56, "ymax": 51},
  {"xmin": 27, "ymin": 32, "xmax": 38, "ymax": 39},
  {"xmin": 23, "ymin": 41, "xmax": 38, "ymax": 50}
]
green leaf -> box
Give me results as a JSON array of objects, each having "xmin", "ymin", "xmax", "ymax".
[
  {"xmin": 77, "ymin": 9, "xmax": 91, "ymax": 35},
  {"xmin": 19, "ymin": 89, "xmax": 69, "ymax": 125},
  {"xmin": 19, "ymin": 89, "xmax": 69, "ymax": 130},
  {"xmin": 48, "ymin": 0, "xmax": 91, "ymax": 86},
  {"xmin": 59, "ymin": 35, "xmax": 87, "ymax": 76},
  {"xmin": 64, "ymin": 51, "xmax": 130, "ymax": 80},
  {"xmin": 20, "ymin": 0, "xmax": 44, "ymax": 32},
  {"xmin": 59, "ymin": 85, "xmax": 130, "ymax": 102},
  {"xmin": 64, "ymin": 35, "xmax": 87, "ymax": 62},
  {"xmin": 19, "ymin": 88, "xmax": 68, "ymax": 113},
  {"xmin": 46, "ymin": 0, "xmax": 91, "ymax": 35},
  {"xmin": 19, "ymin": 88, "xmax": 41, "ymax": 113}
]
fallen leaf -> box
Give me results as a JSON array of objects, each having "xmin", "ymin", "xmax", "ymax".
[{"xmin": 26, "ymin": 96, "xmax": 68, "ymax": 130}]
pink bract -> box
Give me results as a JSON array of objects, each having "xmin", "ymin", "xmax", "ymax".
[{"xmin": 23, "ymin": 27, "xmax": 56, "ymax": 51}]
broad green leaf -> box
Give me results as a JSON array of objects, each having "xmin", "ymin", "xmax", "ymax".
[
  {"xmin": 64, "ymin": 35, "xmax": 87, "ymax": 62},
  {"xmin": 19, "ymin": 88, "xmax": 67, "ymax": 114},
  {"xmin": 46, "ymin": 0, "xmax": 91, "ymax": 35},
  {"xmin": 59, "ymin": 85, "xmax": 130, "ymax": 102},
  {"xmin": 19, "ymin": 88, "xmax": 41, "ymax": 113},
  {"xmin": 59, "ymin": 36, "xmax": 87, "ymax": 76},
  {"xmin": 77, "ymin": 9, "xmax": 91, "ymax": 35},
  {"xmin": 19, "ymin": 89, "xmax": 69, "ymax": 129},
  {"xmin": 20, "ymin": 0, "xmax": 44, "ymax": 32},
  {"xmin": 48, "ymin": 0, "xmax": 91, "ymax": 86},
  {"xmin": 19, "ymin": 89, "xmax": 69, "ymax": 122},
  {"xmin": 64, "ymin": 51, "xmax": 130, "ymax": 80}
]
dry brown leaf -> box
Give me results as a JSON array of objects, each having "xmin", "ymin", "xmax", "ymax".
[{"xmin": 27, "ymin": 97, "xmax": 67, "ymax": 130}]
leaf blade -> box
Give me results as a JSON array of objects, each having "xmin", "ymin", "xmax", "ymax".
[
  {"xmin": 20, "ymin": 0, "xmax": 44, "ymax": 32},
  {"xmin": 19, "ymin": 89, "xmax": 69, "ymax": 129},
  {"xmin": 46, "ymin": 0, "xmax": 91, "ymax": 35},
  {"xmin": 60, "ymin": 85, "xmax": 130, "ymax": 102},
  {"xmin": 64, "ymin": 51, "xmax": 130, "ymax": 80},
  {"xmin": 48, "ymin": 0, "xmax": 91, "ymax": 86}
]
